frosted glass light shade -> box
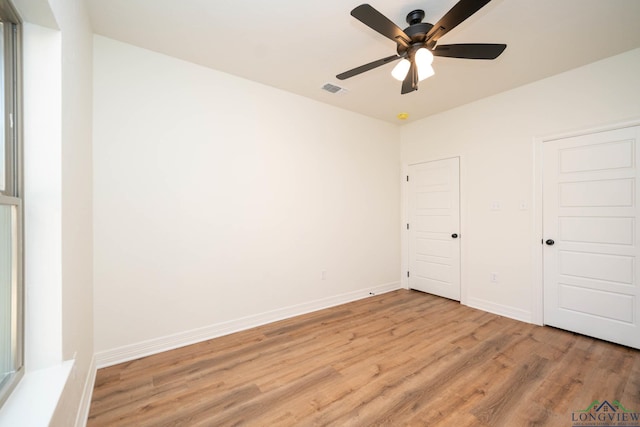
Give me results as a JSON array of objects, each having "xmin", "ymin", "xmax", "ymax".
[
  {"xmin": 418, "ymin": 64, "xmax": 435, "ymax": 81},
  {"xmin": 415, "ymin": 48, "xmax": 435, "ymax": 81},
  {"xmin": 391, "ymin": 59, "xmax": 411, "ymax": 81},
  {"xmin": 415, "ymin": 48, "xmax": 434, "ymax": 66}
]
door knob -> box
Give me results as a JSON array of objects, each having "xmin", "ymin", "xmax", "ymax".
[
  {"xmin": 545, "ymin": 239, "xmax": 555, "ymax": 245},
  {"xmin": 452, "ymin": 233, "xmax": 458, "ymax": 239}
]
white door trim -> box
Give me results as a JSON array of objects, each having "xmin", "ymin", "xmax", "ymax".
[
  {"xmin": 401, "ymin": 156, "xmax": 466, "ymax": 304},
  {"xmin": 533, "ymin": 118, "xmax": 640, "ymax": 326}
]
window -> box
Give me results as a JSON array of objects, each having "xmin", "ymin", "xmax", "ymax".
[{"xmin": 0, "ymin": 0, "xmax": 21, "ymax": 408}]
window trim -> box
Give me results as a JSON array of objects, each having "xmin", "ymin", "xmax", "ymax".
[{"xmin": 0, "ymin": 0, "xmax": 22, "ymax": 409}]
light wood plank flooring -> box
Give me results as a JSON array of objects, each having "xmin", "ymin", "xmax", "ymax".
[{"xmin": 88, "ymin": 290, "xmax": 640, "ymax": 426}]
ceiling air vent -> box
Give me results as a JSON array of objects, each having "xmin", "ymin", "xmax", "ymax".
[{"xmin": 321, "ymin": 83, "xmax": 349, "ymax": 95}]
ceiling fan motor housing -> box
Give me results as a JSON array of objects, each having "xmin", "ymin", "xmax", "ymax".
[{"xmin": 398, "ymin": 22, "xmax": 434, "ymax": 56}]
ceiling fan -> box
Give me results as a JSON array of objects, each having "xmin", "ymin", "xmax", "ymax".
[{"xmin": 336, "ymin": 0, "xmax": 506, "ymax": 94}]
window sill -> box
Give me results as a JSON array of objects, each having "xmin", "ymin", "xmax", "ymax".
[{"xmin": 0, "ymin": 360, "xmax": 73, "ymax": 427}]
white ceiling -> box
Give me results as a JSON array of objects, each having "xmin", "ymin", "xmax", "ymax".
[{"xmin": 86, "ymin": 0, "xmax": 640, "ymax": 124}]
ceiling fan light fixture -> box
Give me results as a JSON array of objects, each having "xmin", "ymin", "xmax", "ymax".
[
  {"xmin": 418, "ymin": 64, "xmax": 435, "ymax": 81},
  {"xmin": 415, "ymin": 47, "xmax": 434, "ymax": 66},
  {"xmin": 338, "ymin": 2, "xmax": 506, "ymax": 94},
  {"xmin": 415, "ymin": 48, "xmax": 435, "ymax": 81},
  {"xmin": 391, "ymin": 58, "xmax": 411, "ymax": 81}
]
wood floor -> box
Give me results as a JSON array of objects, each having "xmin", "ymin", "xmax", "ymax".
[{"xmin": 88, "ymin": 290, "xmax": 640, "ymax": 426}]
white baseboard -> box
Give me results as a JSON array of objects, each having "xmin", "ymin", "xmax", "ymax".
[
  {"xmin": 95, "ymin": 282, "xmax": 401, "ymax": 369},
  {"xmin": 74, "ymin": 354, "xmax": 96, "ymax": 427},
  {"xmin": 465, "ymin": 297, "xmax": 532, "ymax": 324}
]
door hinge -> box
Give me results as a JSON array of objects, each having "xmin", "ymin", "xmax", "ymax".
[
  {"xmin": 406, "ymin": 175, "xmax": 409, "ymax": 182},
  {"xmin": 406, "ymin": 223, "xmax": 409, "ymax": 230},
  {"xmin": 407, "ymin": 271, "xmax": 410, "ymax": 278}
]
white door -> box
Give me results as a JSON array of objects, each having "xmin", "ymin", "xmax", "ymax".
[
  {"xmin": 408, "ymin": 158, "xmax": 460, "ymax": 300},
  {"xmin": 543, "ymin": 126, "xmax": 640, "ymax": 349}
]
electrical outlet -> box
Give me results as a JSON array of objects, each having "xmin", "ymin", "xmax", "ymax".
[
  {"xmin": 321, "ymin": 270, "xmax": 327, "ymax": 280},
  {"xmin": 490, "ymin": 272, "xmax": 499, "ymax": 283},
  {"xmin": 490, "ymin": 200, "xmax": 501, "ymax": 211}
]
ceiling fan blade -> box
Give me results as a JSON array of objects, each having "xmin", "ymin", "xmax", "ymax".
[
  {"xmin": 336, "ymin": 54, "xmax": 402, "ymax": 80},
  {"xmin": 426, "ymin": 0, "xmax": 492, "ymax": 48},
  {"xmin": 433, "ymin": 43, "xmax": 506, "ymax": 59},
  {"xmin": 351, "ymin": 4, "xmax": 411, "ymax": 47},
  {"xmin": 401, "ymin": 60, "xmax": 418, "ymax": 94}
]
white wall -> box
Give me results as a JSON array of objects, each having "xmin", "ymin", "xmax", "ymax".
[
  {"xmin": 401, "ymin": 48, "xmax": 640, "ymax": 322},
  {"xmin": 93, "ymin": 36, "xmax": 400, "ymax": 360}
]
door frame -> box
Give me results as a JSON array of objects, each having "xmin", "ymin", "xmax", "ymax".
[
  {"xmin": 533, "ymin": 118, "xmax": 640, "ymax": 326},
  {"xmin": 401, "ymin": 156, "xmax": 465, "ymax": 304}
]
